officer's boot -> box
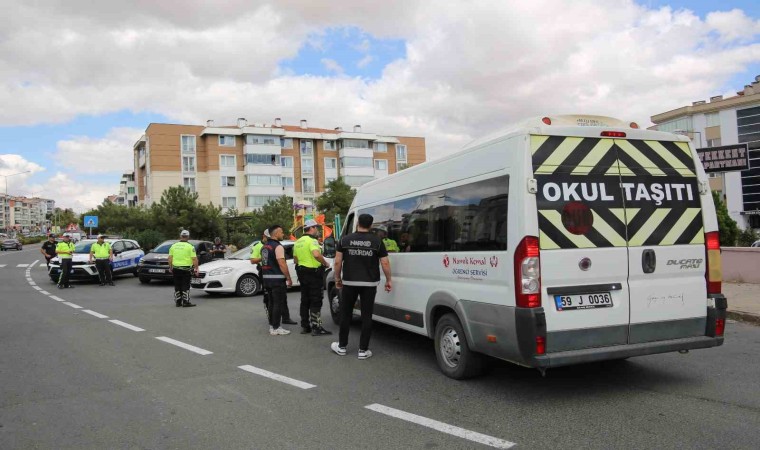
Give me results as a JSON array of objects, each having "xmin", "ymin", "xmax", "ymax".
[
  {"xmin": 174, "ymin": 291, "xmax": 182, "ymax": 307},
  {"xmin": 182, "ymin": 290, "xmax": 196, "ymax": 308},
  {"xmin": 310, "ymin": 311, "xmax": 332, "ymax": 336}
]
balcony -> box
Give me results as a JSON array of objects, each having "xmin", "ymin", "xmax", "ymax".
[
  {"xmin": 339, "ymin": 147, "xmax": 373, "ymax": 159},
  {"xmin": 341, "ymin": 166, "xmax": 375, "ymax": 177},
  {"xmin": 245, "ymin": 164, "xmax": 282, "ymax": 176},
  {"xmin": 244, "ymin": 144, "xmax": 281, "ymax": 155}
]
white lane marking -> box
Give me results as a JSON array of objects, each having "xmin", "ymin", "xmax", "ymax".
[
  {"xmin": 49, "ymin": 296, "xmax": 65, "ymax": 302},
  {"xmin": 17, "ymin": 264, "xmax": 29, "ymax": 267},
  {"xmin": 28, "ymin": 281, "xmax": 36, "ymax": 285},
  {"xmin": 82, "ymin": 309, "xmax": 109, "ymax": 319},
  {"xmin": 32, "ymin": 286, "xmax": 43, "ymax": 291},
  {"xmin": 29, "ymin": 260, "xmax": 38, "ymax": 268},
  {"xmin": 364, "ymin": 404, "xmax": 516, "ymax": 449},
  {"xmin": 0, "ymin": 264, "xmax": 6, "ymax": 268},
  {"xmin": 39, "ymin": 290, "xmax": 50, "ymax": 295},
  {"xmin": 62, "ymin": 302, "xmax": 82, "ymax": 309},
  {"xmin": 238, "ymin": 365, "xmax": 316, "ymax": 390},
  {"xmin": 155, "ymin": 336, "xmax": 213, "ymax": 355},
  {"xmin": 109, "ymin": 320, "xmax": 145, "ymax": 332}
]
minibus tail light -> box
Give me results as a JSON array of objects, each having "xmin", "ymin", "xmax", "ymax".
[
  {"xmin": 601, "ymin": 131, "xmax": 626, "ymax": 138},
  {"xmin": 514, "ymin": 236, "xmax": 541, "ymax": 308},
  {"xmin": 705, "ymin": 231, "xmax": 722, "ymax": 295},
  {"xmin": 535, "ymin": 336, "xmax": 546, "ymax": 355},
  {"xmin": 542, "ymin": 117, "xmax": 552, "ymax": 125},
  {"xmin": 714, "ymin": 318, "xmax": 725, "ymax": 337}
]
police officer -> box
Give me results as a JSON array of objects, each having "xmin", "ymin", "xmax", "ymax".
[
  {"xmin": 294, "ymin": 219, "xmax": 332, "ymax": 336},
  {"xmin": 89, "ymin": 235, "xmax": 114, "ymax": 286},
  {"xmin": 40, "ymin": 234, "xmax": 57, "ymax": 269},
  {"xmin": 261, "ymin": 224, "xmax": 293, "ymax": 335},
  {"xmin": 331, "ymin": 213, "xmax": 392, "ymax": 360},
  {"xmin": 375, "ymin": 225, "xmax": 399, "ymax": 252},
  {"xmin": 55, "ymin": 234, "xmax": 76, "ymax": 289},
  {"xmin": 211, "ymin": 237, "xmax": 226, "ymax": 260},
  {"xmin": 167, "ymin": 230, "xmax": 199, "ymax": 308}
]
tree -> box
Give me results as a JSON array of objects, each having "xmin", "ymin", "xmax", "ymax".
[
  {"xmin": 316, "ymin": 178, "xmax": 355, "ymax": 223},
  {"xmin": 712, "ymin": 190, "xmax": 738, "ymax": 247},
  {"xmin": 80, "ymin": 201, "xmax": 151, "ymax": 235},
  {"xmin": 49, "ymin": 208, "xmax": 78, "ymax": 229},
  {"xmin": 251, "ymin": 195, "xmax": 294, "ymax": 237},
  {"xmin": 150, "ymin": 186, "xmax": 224, "ymax": 240}
]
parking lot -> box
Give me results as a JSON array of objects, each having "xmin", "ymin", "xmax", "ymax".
[{"xmin": 2, "ymin": 248, "xmax": 760, "ymax": 449}]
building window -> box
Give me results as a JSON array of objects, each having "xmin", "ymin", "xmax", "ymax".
[
  {"xmin": 181, "ymin": 135, "xmax": 196, "ymax": 154},
  {"xmin": 340, "ymin": 157, "xmax": 373, "ymax": 168},
  {"xmin": 396, "ymin": 144, "xmax": 408, "ymax": 162},
  {"xmin": 222, "ymin": 197, "xmax": 237, "ymax": 208},
  {"xmin": 219, "ymin": 135, "xmax": 236, "ymax": 147},
  {"xmin": 706, "ymin": 113, "xmax": 721, "ymax": 128},
  {"xmin": 707, "ymin": 138, "xmax": 722, "ymax": 147},
  {"xmin": 374, "ymin": 159, "xmax": 388, "ymax": 171},
  {"xmin": 220, "ymin": 155, "xmax": 236, "ymax": 168},
  {"xmin": 396, "ymin": 162, "xmax": 410, "ymax": 172},
  {"xmin": 127, "ymin": 187, "xmax": 135, "ymax": 194},
  {"xmin": 343, "ymin": 139, "xmax": 369, "ymax": 149},
  {"xmin": 246, "ymin": 154, "xmax": 281, "ymax": 165},
  {"xmin": 302, "ymin": 178, "xmax": 315, "ymax": 193},
  {"xmin": 282, "ymin": 176, "xmax": 294, "ymax": 187},
  {"xmin": 281, "ymin": 138, "xmax": 293, "ymax": 149},
  {"xmin": 183, "ymin": 177, "xmax": 196, "ymax": 192},
  {"xmin": 301, "ymin": 140, "xmax": 313, "ymax": 156},
  {"xmin": 246, "ymin": 195, "xmax": 280, "ymax": 207},
  {"xmin": 246, "ymin": 175, "xmax": 281, "ymax": 186},
  {"xmin": 374, "ymin": 142, "xmax": 387, "ymax": 152},
  {"xmin": 302, "ymin": 158, "xmax": 314, "ymax": 174},
  {"xmin": 656, "ymin": 117, "xmax": 693, "ymax": 133},
  {"xmin": 182, "ymin": 156, "xmax": 196, "ymax": 173},
  {"xmin": 221, "ymin": 176, "xmax": 236, "ymax": 187},
  {"xmin": 324, "ymin": 158, "xmax": 337, "ymax": 169},
  {"xmin": 246, "ymin": 135, "xmax": 277, "ymax": 145},
  {"xmin": 342, "ymin": 176, "xmax": 374, "ymax": 187},
  {"xmin": 324, "ymin": 140, "xmax": 336, "ymax": 151},
  {"xmin": 281, "ymin": 156, "xmax": 294, "ymax": 168}
]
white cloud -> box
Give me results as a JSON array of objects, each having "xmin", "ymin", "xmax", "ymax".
[
  {"xmin": 356, "ymin": 54, "xmax": 374, "ymax": 68},
  {"xmin": 0, "ymin": 0, "xmax": 758, "ymax": 171},
  {"xmin": 320, "ymin": 58, "xmax": 344, "ymax": 74},
  {"xmin": 54, "ymin": 127, "xmax": 143, "ymax": 174}
]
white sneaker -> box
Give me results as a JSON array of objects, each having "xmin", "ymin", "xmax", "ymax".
[
  {"xmin": 358, "ymin": 349, "xmax": 373, "ymax": 360},
  {"xmin": 331, "ymin": 342, "xmax": 347, "ymax": 356},
  {"xmin": 270, "ymin": 327, "xmax": 291, "ymax": 336}
]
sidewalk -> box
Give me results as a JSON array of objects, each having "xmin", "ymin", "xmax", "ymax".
[{"xmin": 723, "ymin": 282, "xmax": 760, "ymax": 326}]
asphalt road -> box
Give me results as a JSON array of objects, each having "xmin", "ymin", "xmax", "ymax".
[{"xmin": 1, "ymin": 247, "xmax": 760, "ymax": 449}]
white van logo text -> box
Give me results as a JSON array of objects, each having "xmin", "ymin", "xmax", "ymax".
[{"xmin": 666, "ymin": 258, "xmax": 703, "ymax": 269}]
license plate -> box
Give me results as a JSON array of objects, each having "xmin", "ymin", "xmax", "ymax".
[
  {"xmin": 191, "ymin": 278, "xmax": 202, "ymax": 284},
  {"xmin": 149, "ymin": 269, "xmax": 165, "ymax": 273},
  {"xmin": 555, "ymin": 292, "xmax": 613, "ymax": 311}
]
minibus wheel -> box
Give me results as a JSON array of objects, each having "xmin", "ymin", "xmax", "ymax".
[
  {"xmin": 328, "ymin": 285, "xmax": 341, "ymax": 325},
  {"xmin": 434, "ymin": 313, "xmax": 484, "ymax": 379}
]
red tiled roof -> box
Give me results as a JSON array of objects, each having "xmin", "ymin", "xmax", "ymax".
[{"xmin": 281, "ymin": 125, "xmax": 339, "ymax": 134}]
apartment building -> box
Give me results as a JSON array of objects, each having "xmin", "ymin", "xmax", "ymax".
[
  {"xmin": 651, "ymin": 74, "xmax": 760, "ymax": 230},
  {"xmin": 117, "ymin": 172, "xmax": 137, "ymax": 206},
  {"xmin": 0, "ymin": 194, "xmax": 52, "ymax": 232},
  {"xmin": 133, "ymin": 119, "xmax": 426, "ymax": 212}
]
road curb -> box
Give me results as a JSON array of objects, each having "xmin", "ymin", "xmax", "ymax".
[{"xmin": 727, "ymin": 310, "xmax": 760, "ymax": 326}]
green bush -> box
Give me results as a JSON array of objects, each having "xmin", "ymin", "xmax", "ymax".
[
  {"xmin": 124, "ymin": 229, "xmax": 166, "ymax": 251},
  {"xmin": 20, "ymin": 236, "xmax": 46, "ymax": 245},
  {"xmin": 712, "ymin": 191, "xmax": 738, "ymax": 247},
  {"xmin": 227, "ymin": 232, "xmax": 252, "ymax": 249},
  {"xmin": 737, "ymin": 227, "xmax": 759, "ymax": 247}
]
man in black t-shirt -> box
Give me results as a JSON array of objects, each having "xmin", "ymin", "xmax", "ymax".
[
  {"xmin": 211, "ymin": 237, "xmax": 226, "ymax": 260},
  {"xmin": 331, "ymin": 213, "xmax": 392, "ymax": 360},
  {"xmin": 40, "ymin": 234, "xmax": 57, "ymax": 269}
]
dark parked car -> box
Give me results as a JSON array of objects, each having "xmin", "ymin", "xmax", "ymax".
[
  {"xmin": 1, "ymin": 238, "xmax": 23, "ymax": 251},
  {"xmin": 137, "ymin": 240, "xmax": 214, "ymax": 284}
]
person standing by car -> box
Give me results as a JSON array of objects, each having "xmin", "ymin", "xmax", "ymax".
[
  {"xmin": 261, "ymin": 225, "xmax": 293, "ymax": 335},
  {"xmin": 89, "ymin": 235, "xmax": 114, "ymax": 286},
  {"xmin": 55, "ymin": 234, "xmax": 76, "ymax": 289},
  {"xmin": 294, "ymin": 219, "xmax": 332, "ymax": 336},
  {"xmin": 331, "ymin": 214, "xmax": 392, "ymax": 360},
  {"xmin": 211, "ymin": 237, "xmax": 227, "ymax": 260},
  {"xmin": 40, "ymin": 234, "xmax": 57, "ymax": 269},
  {"xmin": 251, "ymin": 228, "xmax": 271, "ymax": 320},
  {"xmin": 167, "ymin": 230, "xmax": 199, "ymax": 308}
]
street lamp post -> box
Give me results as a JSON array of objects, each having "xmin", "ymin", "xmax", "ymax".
[{"xmin": 1, "ymin": 170, "xmax": 31, "ymax": 232}]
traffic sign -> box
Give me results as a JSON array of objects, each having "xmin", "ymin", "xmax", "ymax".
[{"xmin": 84, "ymin": 215, "xmax": 99, "ymax": 228}]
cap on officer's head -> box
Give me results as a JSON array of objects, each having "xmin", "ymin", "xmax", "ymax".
[
  {"xmin": 180, "ymin": 229, "xmax": 190, "ymax": 237},
  {"xmin": 303, "ymin": 219, "xmax": 319, "ymax": 229},
  {"xmin": 375, "ymin": 225, "xmax": 387, "ymax": 232},
  {"xmin": 49, "ymin": 233, "xmax": 56, "ymax": 238},
  {"xmin": 97, "ymin": 234, "xmax": 105, "ymax": 239},
  {"xmin": 263, "ymin": 229, "xmax": 271, "ymax": 238}
]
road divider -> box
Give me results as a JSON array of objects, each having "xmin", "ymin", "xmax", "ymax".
[
  {"xmin": 237, "ymin": 365, "xmax": 316, "ymax": 389},
  {"xmin": 155, "ymin": 336, "xmax": 212, "ymax": 355},
  {"xmin": 364, "ymin": 403, "xmax": 516, "ymax": 449}
]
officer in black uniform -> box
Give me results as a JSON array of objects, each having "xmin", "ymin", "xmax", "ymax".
[
  {"xmin": 40, "ymin": 234, "xmax": 57, "ymax": 269},
  {"xmin": 261, "ymin": 225, "xmax": 294, "ymax": 335}
]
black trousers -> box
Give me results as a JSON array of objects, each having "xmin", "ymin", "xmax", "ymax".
[
  {"xmin": 173, "ymin": 267, "xmax": 192, "ymax": 292},
  {"xmin": 267, "ymin": 283, "xmax": 287, "ymax": 329},
  {"xmin": 58, "ymin": 259, "xmax": 73, "ymax": 287},
  {"xmin": 95, "ymin": 259, "xmax": 113, "ymax": 284},
  {"xmin": 297, "ymin": 267, "xmax": 324, "ymax": 328},
  {"xmin": 339, "ymin": 285, "xmax": 377, "ymax": 351}
]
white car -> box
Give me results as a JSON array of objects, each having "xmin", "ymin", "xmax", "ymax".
[
  {"xmin": 191, "ymin": 240, "xmax": 332, "ymax": 296},
  {"xmin": 48, "ymin": 238, "xmax": 144, "ymax": 283},
  {"xmin": 752, "ymin": 240, "xmax": 760, "ymax": 248}
]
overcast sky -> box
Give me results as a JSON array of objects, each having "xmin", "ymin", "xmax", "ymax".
[{"xmin": 1, "ymin": 0, "xmax": 759, "ymax": 212}]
